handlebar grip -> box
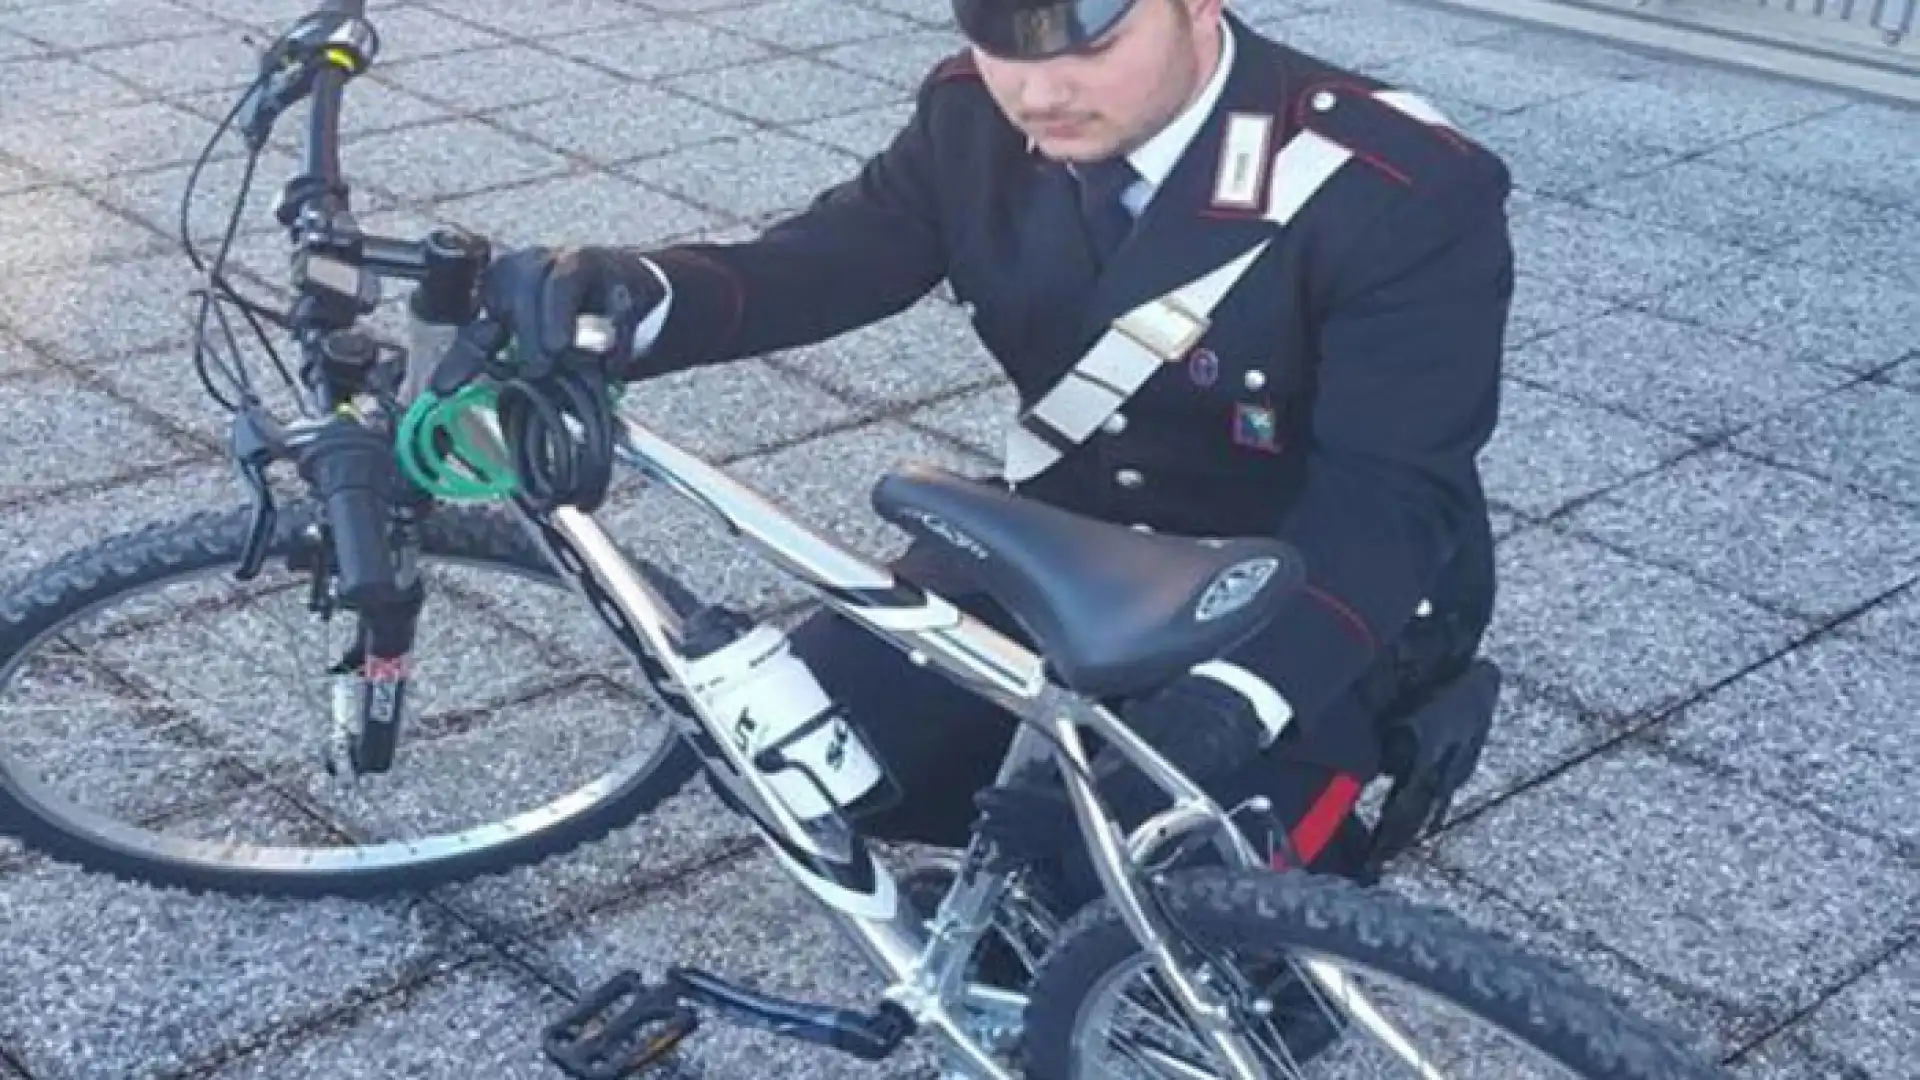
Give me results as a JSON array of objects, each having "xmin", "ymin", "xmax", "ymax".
[{"xmin": 295, "ymin": 417, "xmax": 401, "ymax": 608}]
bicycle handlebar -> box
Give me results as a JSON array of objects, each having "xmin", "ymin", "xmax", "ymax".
[
  {"xmin": 243, "ymin": 0, "xmax": 407, "ymax": 607},
  {"xmin": 214, "ymin": 0, "xmax": 622, "ymax": 601},
  {"xmin": 277, "ymin": 2, "xmax": 369, "ymax": 242}
]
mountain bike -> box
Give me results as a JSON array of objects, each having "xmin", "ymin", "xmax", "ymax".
[{"xmin": 0, "ymin": 3, "xmax": 1737, "ymax": 1077}]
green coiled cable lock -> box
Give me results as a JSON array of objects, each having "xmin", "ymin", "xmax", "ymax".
[
  {"xmin": 395, "ymin": 384, "xmax": 519, "ymax": 501},
  {"xmin": 394, "ymin": 346, "xmax": 631, "ymax": 504}
]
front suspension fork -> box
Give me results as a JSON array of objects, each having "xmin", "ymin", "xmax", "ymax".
[{"xmin": 317, "ymin": 512, "xmax": 427, "ymax": 777}]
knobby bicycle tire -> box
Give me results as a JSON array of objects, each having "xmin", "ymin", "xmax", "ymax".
[
  {"xmin": 0, "ymin": 500, "xmax": 704, "ymax": 899},
  {"xmin": 1021, "ymin": 866, "xmax": 1731, "ymax": 1080}
]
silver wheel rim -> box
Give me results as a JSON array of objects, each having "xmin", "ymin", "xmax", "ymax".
[{"xmin": 0, "ymin": 540, "xmax": 682, "ymax": 880}]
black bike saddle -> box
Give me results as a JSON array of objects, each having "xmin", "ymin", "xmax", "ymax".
[{"xmin": 872, "ymin": 462, "xmax": 1306, "ymax": 698}]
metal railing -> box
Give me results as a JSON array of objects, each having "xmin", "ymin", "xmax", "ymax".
[
  {"xmin": 1667, "ymin": 0, "xmax": 1917, "ymax": 61},
  {"xmin": 1758, "ymin": 0, "xmax": 1914, "ymax": 47},
  {"xmin": 1417, "ymin": 0, "xmax": 1920, "ymax": 103}
]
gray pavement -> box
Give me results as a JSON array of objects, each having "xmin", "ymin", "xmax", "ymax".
[{"xmin": 0, "ymin": 0, "xmax": 1915, "ymax": 1077}]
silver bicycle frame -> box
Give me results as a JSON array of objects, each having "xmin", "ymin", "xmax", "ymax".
[{"xmin": 445, "ymin": 399, "xmax": 1278, "ymax": 1079}]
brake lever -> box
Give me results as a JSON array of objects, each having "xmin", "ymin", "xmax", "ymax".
[
  {"xmin": 236, "ymin": 468, "xmax": 276, "ymax": 581},
  {"xmin": 236, "ymin": 8, "xmax": 339, "ymax": 151},
  {"xmin": 237, "ymin": 62, "xmax": 310, "ymax": 151},
  {"xmin": 230, "ymin": 401, "xmax": 290, "ymax": 581}
]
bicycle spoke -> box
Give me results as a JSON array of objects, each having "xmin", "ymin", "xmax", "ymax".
[
  {"xmin": 1115, "ymin": 985, "xmax": 1213, "ymax": 1059},
  {"xmin": 1118, "ymin": 1036, "xmax": 1221, "ymax": 1080},
  {"xmin": 1299, "ymin": 958, "xmax": 1448, "ymax": 1079}
]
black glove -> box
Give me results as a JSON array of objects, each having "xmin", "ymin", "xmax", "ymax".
[
  {"xmin": 470, "ymin": 245, "xmax": 668, "ymax": 381},
  {"xmin": 972, "ymin": 671, "xmax": 1276, "ymax": 869}
]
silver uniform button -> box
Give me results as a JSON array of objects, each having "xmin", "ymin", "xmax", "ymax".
[
  {"xmin": 1114, "ymin": 468, "xmax": 1144, "ymax": 489},
  {"xmin": 1103, "ymin": 412, "xmax": 1128, "ymax": 434},
  {"xmin": 1312, "ymin": 90, "xmax": 1337, "ymax": 112},
  {"xmin": 1244, "ymin": 369, "xmax": 1266, "ymax": 391}
]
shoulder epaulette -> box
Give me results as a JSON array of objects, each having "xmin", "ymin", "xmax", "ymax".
[{"xmin": 1288, "ymin": 78, "xmax": 1478, "ymax": 188}]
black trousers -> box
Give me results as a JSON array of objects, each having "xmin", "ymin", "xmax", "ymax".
[{"xmin": 785, "ymin": 585, "xmax": 1376, "ymax": 882}]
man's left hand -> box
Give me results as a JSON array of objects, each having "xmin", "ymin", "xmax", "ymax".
[{"xmin": 971, "ymin": 670, "xmax": 1278, "ymax": 866}]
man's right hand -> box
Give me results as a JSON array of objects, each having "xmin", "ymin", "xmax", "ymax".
[{"xmin": 472, "ymin": 245, "xmax": 670, "ymax": 381}]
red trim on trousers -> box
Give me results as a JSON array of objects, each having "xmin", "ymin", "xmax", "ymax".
[{"xmin": 1271, "ymin": 772, "xmax": 1363, "ymax": 869}]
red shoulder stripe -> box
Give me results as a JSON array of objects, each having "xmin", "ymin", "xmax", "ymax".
[{"xmin": 928, "ymin": 50, "xmax": 980, "ymax": 83}]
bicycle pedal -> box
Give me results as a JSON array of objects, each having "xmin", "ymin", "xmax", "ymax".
[
  {"xmin": 667, "ymin": 965, "xmax": 915, "ymax": 1062},
  {"xmin": 542, "ymin": 970, "xmax": 700, "ymax": 1080}
]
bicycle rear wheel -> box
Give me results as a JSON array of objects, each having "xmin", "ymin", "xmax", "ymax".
[
  {"xmin": 1021, "ymin": 866, "xmax": 1730, "ymax": 1080},
  {"xmin": 0, "ymin": 499, "xmax": 703, "ymax": 898}
]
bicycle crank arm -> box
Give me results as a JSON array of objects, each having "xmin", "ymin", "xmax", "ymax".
[
  {"xmin": 665, "ymin": 965, "xmax": 915, "ymax": 1061},
  {"xmin": 541, "ymin": 965, "xmax": 915, "ymax": 1079}
]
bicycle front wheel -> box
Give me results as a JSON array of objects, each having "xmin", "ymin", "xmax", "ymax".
[
  {"xmin": 0, "ymin": 499, "xmax": 703, "ymax": 899},
  {"xmin": 1021, "ymin": 866, "xmax": 1730, "ymax": 1080}
]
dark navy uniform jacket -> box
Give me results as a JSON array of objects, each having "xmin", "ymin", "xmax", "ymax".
[{"xmin": 635, "ymin": 12, "xmax": 1516, "ymax": 780}]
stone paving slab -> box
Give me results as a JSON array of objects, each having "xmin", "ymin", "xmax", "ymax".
[
  {"xmin": 1732, "ymin": 381, "xmax": 1920, "ymax": 509},
  {"xmin": 1885, "ymin": 357, "xmax": 1920, "ymax": 392},
  {"xmin": 194, "ymin": 851, "xmax": 949, "ymax": 1080},
  {"xmin": 0, "ymin": 329, "xmax": 44, "ymax": 379},
  {"xmin": 0, "ymin": 824, "xmax": 483, "ymax": 1079},
  {"xmin": 1695, "ymin": 101, "xmax": 1920, "ymax": 210},
  {"xmin": 0, "ymin": 370, "xmax": 190, "ymax": 500},
  {"xmin": 525, "ymin": 851, "xmax": 953, "ymax": 1079},
  {"xmin": 1430, "ymin": 744, "xmax": 1918, "ymax": 1037},
  {"xmin": 1484, "ymin": 524, "xmax": 1812, "ymax": 719},
  {"xmin": 1651, "ymin": 633, "xmax": 1920, "ymax": 850},
  {"xmin": 1475, "ymin": 381, "xmax": 1696, "ymax": 518},
  {"xmin": 770, "ymin": 297, "xmax": 1000, "ymax": 407},
  {"xmin": 432, "ymin": 171, "xmax": 724, "ymax": 249},
  {"xmin": 1648, "ymin": 255, "xmax": 1920, "ymax": 377},
  {"xmin": 0, "ymin": 53, "xmax": 149, "ymax": 122},
  {"xmin": 0, "ymin": 0, "xmax": 1916, "ymax": 1076},
  {"xmin": 1506, "ymin": 307, "xmax": 1852, "ymax": 442},
  {"xmin": 1559, "ymin": 446, "xmax": 1920, "ymax": 621},
  {"xmin": 1783, "ymin": 947, "xmax": 1920, "ymax": 1078},
  {"xmin": 1506, "ymin": 191, "xmax": 1751, "ymax": 306},
  {"xmin": 0, "ymin": 185, "xmax": 158, "ymax": 274},
  {"xmin": 1848, "ymin": 581, "xmax": 1920, "ymax": 663},
  {"xmin": 483, "ymin": 84, "xmax": 757, "ymax": 170},
  {"xmin": 787, "ymin": 98, "xmax": 917, "ymax": 156},
  {"xmin": 540, "ymin": 16, "xmax": 778, "ymax": 81},
  {"xmin": 1503, "ymin": 271, "xmax": 1620, "ymax": 346},
  {"xmin": 1, "ymin": 0, "xmax": 228, "ymax": 51},
  {"xmin": 619, "ymin": 126, "xmax": 881, "ymax": 220},
  {"xmin": 188, "ymin": 955, "xmax": 590, "ymax": 1080},
  {"xmin": 0, "ymin": 252, "xmax": 205, "ymax": 364}
]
